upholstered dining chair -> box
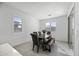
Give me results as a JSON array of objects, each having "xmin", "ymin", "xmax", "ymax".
[{"xmin": 30, "ymin": 33, "xmax": 40, "ymax": 53}]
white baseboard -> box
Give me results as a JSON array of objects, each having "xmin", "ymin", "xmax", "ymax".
[{"xmin": 56, "ymin": 40, "xmax": 68, "ymax": 43}]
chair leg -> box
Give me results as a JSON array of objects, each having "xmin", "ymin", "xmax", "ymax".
[
  {"xmin": 32, "ymin": 44, "xmax": 34, "ymax": 51},
  {"xmin": 53, "ymin": 39, "xmax": 55, "ymax": 43},
  {"xmin": 37, "ymin": 46, "xmax": 39, "ymax": 53},
  {"xmin": 49, "ymin": 45, "xmax": 51, "ymax": 52},
  {"xmin": 42, "ymin": 45, "xmax": 46, "ymax": 51}
]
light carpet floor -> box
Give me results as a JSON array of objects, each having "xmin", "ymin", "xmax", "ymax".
[{"xmin": 14, "ymin": 41, "xmax": 73, "ymax": 56}]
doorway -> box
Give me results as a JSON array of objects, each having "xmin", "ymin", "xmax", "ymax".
[{"xmin": 68, "ymin": 6, "xmax": 75, "ymax": 49}]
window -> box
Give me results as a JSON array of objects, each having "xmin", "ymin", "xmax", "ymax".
[
  {"xmin": 46, "ymin": 22, "xmax": 50, "ymax": 28},
  {"xmin": 45, "ymin": 22, "xmax": 56, "ymax": 31},
  {"xmin": 13, "ymin": 16, "xmax": 22, "ymax": 32},
  {"xmin": 51, "ymin": 22, "xmax": 56, "ymax": 27},
  {"xmin": 51, "ymin": 22, "xmax": 56, "ymax": 31},
  {"xmin": 45, "ymin": 22, "xmax": 51, "ymax": 31}
]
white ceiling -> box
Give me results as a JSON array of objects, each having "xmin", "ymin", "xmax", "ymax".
[{"xmin": 5, "ymin": 2, "xmax": 73, "ymax": 20}]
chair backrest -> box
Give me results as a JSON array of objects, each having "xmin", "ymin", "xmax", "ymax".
[
  {"xmin": 33, "ymin": 32, "xmax": 37, "ymax": 35},
  {"xmin": 38, "ymin": 31, "xmax": 41, "ymax": 36},
  {"xmin": 30, "ymin": 33, "xmax": 39, "ymax": 45}
]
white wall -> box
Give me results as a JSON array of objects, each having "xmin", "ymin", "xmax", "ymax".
[
  {"xmin": 74, "ymin": 2, "xmax": 79, "ymax": 56},
  {"xmin": 0, "ymin": 3, "xmax": 39, "ymax": 46},
  {"xmin": 39, "ymin": 15, "xmax": 68, "ymax": 42},
  {"xmin": 56, "ymin": 15, "xmax": 68, "ymax": 42}
]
